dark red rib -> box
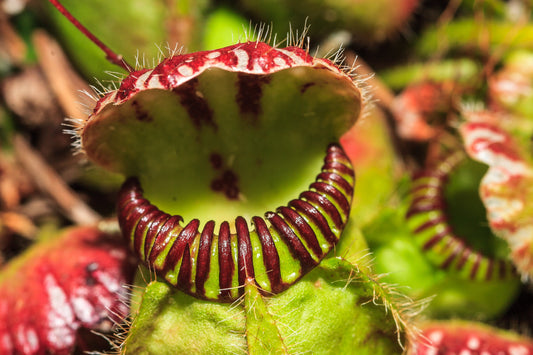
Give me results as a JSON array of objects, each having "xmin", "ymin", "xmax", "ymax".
[
  {"xmin": 410, "ymin": 183, "xmax": 442, "ymax": 194},
  {"xmin": 133, "ymin": 207, "xmax": 160, "ymax": 255},
  {"xmin": 148, "ymin": 215, "xmax": 183, "ymax": 264},
  {"xmin": 177, "ymin": 245, "xmax": 193, "ymax": 292},
  {"xmin": 236, "ymin": 216, "xmax": 255, "ymax": 287},
  {"xmin": 422, "ymin": 226, "xmax": 451, "ymax": 250},
  {"xmin": 456, "ymin": 248, "xmax": 472, "ymax": 270},
  {"xmin": 310, "ymin": 181, "xmax": 351, "ymax": 217},
  {"xmin": 469, "ymin": 253, "xmax": 481, "ymax": 279},
  {"xmin": 317, "ymin": 172, "xmax": 353, "ymax": 193},
  {"xmin": 323, "ymin": 162, "xmax": 353, "ymax": 176},
  {"xmin": 252, "ymin": 216, "xmax": 283, "ymax": 293},
  {"xmin": 440, "ymin": 242, "xmax": 463, "ymax": 269},
  {"xmin": 121, "ymin": 201, "xmax": 153, "ymax": 243},
  {"xmin": 414, "ymin": 215, "xmax": 446, "ymax": 234},
  {"xmin": 325, "ymin": 145, "xmax": 351, "ymax": 164},
  {"xmin": 278, "ymin": 206, "xmax": 322, "ymax": 257},
  {"xmin": 118, "ymin": 198, "xmax": 145, "ymax": 231},
  {"xmin": 162, "ymin": 219, "xmax": 200, "ymax": 273},
  {"xmin": 218, "ymin": 221, "xmax": 234, "ymax": 300},
  {"xmin": 195, "ymin": 221, "xmax": 215, "ymax": 296},
  {"xmin": 143, "ymin": 212, "xmax": 171, "ymax": 258},
  {"xmin": 266, "ymin": 212, "xmax": 316, "ymax": 272},
  {"xmin": 406, "ymin": 201, "xmax": 445, "ymax": 218},
  {"xmin": 117, "ymin": 193, "xmax": 140, "ymax": 213},
  {"xmin": 300, "ymin": 190, "xmax": 343, "ymax": 229},
  {"xmin": 117, "ymin": 178, "xmax": 142, "ymax": 208},
  {"xmin": 289, "ymin": 199, "xmax": 336, "ymax": 244}
]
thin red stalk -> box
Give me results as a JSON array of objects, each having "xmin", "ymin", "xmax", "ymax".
[{"xmin": 47, "ymin": 0, "xmax": 134, "ymax": 72}]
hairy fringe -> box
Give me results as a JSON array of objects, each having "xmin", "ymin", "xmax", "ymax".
[{"xmin": 341, "ymin": 255, "xmax": 430, "ymax": 351}]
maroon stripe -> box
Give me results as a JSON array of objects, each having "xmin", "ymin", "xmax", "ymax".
[
  {"xmin": 410, "ymin": 182, "xmax": 443, "ymax": 193},
  {"xmin": 326, "ymin": 144, "xmax": 344, "ymax": 156},
  {"xmin": 323, "ymin": 162, "xmax": 353, "ymax": 176},
  {"xmin": 236, "ymin": 216, "xmax": 255, "ymax": 287},
  {"xmin": 300, "ymin": 191, "xmax": 343, "ymax": 229},
  {"xmin": 456, "ymin": 248, "xmax": 471, "ymax": 270},
  {"xmin": 422, "ymin": 226, "xmax": 451, "ymax": 250},
  {"xmin": 117, "ymin": 180, "xmax": 145, "ymax": 206},
  {"xmin": 195, "ymin": 220, "xmax": 215, "ymax": 297},
  {"xmin": 143, "ymin": 212, "xmax": 171, "ymax": 259},
  {"xmin": 441, "ymin": 233, "xmax": 455, "ymax": 252},
  {"xmin": 317, "ymin": 172, "xmax": 353, "ymax": 196},
  {"xmin": 414, "ymin": 215, "xmax": 446, "ymax": 234},
  {"xmin": 117, "ymin": 193, "xmax": 145, "ymax": 218},
  {"xmin": 469, "ymin": 253, "xmax": 481, "ymax": 279},
  {"xmin": 252, "ymin": 216, "xmax": 283, "ymax": 293},
  {"xmin": 409, "ymin": 194, "xmax": 443, "ymax": 208},
  {"xmin": 117, "ymin": 193, "xmax": 142, "ymax": 214},
  {"xmin": 122, "ymin": 203, "xmax": 151, "ymax": 238},
  {"xmin": 117, "ymin": 178, "xmax": 143, "ymax": 205},
  {"xmin": 409, "ymin": 190, "xmax": 442, "ymax": 204},
  {"xmin": 278, "ymin": 206, "xmax": 322, "ymax": 257},
  {"xmin": 117, "ymin": 198, "xmax": 142, "ymax": 235},
  {"xmin": 310, "ymin": 181, "xmax": 350, "ymax": 217},
  {"xmin": 325, "ymin": 144, "xmax": 351, "ymax": 164},
  {"xmin": 266, "ymin": 212, "xmax": 316, "ymax": 272},
  {"xmin": 440, "ymin": 242, "xmax": 462, "ymax": 269},
  {"xmin": 408, "ymin": 199, "xmax": 437, "ymax": 215},
  {"xmin": 325, "ymin": 151, "xmax": 350, "ymax": 164},
  {"xmin": 122, "ymin": 203, "xmax": 155, "ymax": 250},
  {"xmin": 218, "ymin": 221, "xmax": 234, "ymax": 301},
  {"xmin": 177, "ymin": 245, "xmax": 192, "ymax": 292},
  {"xmin": 119, "ymin": 193, "xmax": 149, "ymax": 226},
  {"xmin": 133, "ymin": 207, "xmax": 160, "ymax": 256},
  {"xmin": 162, "ymin": 219, "xmax": 199, "ymax": 274},
  {"xmin": 289, "ymin": 199, "xmax": 336, "ymax": 244},
  {"xmin": 406, "ymin": 201, "xmax": 445, "ymax": 218},
  {"xmin": 117, "ymin": 191, "xmax": 143, "ymax": 215},
  {"xmin": 440, "ymin": 254, "xmax": 455, "ymax": 270},
  {"xmin": 148, "ymin": 215, "xmax": 183, "ymax": 264}
]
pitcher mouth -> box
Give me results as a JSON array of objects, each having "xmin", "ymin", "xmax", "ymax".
[
  {"xmin": 406, "ymin": 151, "xmax": 516, "ymax": 281},
  {"xmin": 117, "ymin": 144, "xmax": 354, "ymax": 302}
]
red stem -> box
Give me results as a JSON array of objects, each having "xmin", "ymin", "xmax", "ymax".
[{"xmin": 47, "ymin": 0, "xmax": 134, "ymax": 73}]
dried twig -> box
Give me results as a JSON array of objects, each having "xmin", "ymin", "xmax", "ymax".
[
  {"xmin": 0, "ymin": 211, "xmax": 37, "ymax": 239},
  {"xmin": 32, "ymin": 29, "xmax": 95, "ymax": 119},
  {"xmin": 0, "ymin": 11, "xmax": 27, "ymax": 66},
  {"xmin": 1, "ymin": 67, "xmax": 63, "ymax": 127},
  {"xmin": 13, "ymin": 135, "xmax": 101, "ymax": 225}
]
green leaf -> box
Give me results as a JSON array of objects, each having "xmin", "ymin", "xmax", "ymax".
[
  {"xmin": 244, "ymin": 279, "xmax": 288, "ymax": 355},
  {"xmin": 125, "ymin": 257, "xmax": 407, "ymax": 354},
  {"xmin": 125, "ymin": 281, "xmax": 247, "ymax": 354}
]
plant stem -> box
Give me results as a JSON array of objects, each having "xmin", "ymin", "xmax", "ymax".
[{"xmin": 47, "ymin": 0, "xmax": 133, "ymax": 72}]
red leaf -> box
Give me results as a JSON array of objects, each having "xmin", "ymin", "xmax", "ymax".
[
  {"xmin": 410, "ymin": 321, "xmax": 533, "ymax": 355},
  {"xmin": 460, "ymin": 116, "xmax": 533, "ymax": 278},
  {"xmin": 0, "ymin": 225, "xmax": 135, "ymax": 354}
]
